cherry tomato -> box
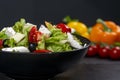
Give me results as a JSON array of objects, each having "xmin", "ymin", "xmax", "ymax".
[
  {"xmin": 86, "ymin": 44, "xmax": 99, "ymax": 57},
  {"xmin": 29, "ymin": 26, "xmax": 42, "ymax": 43},
  {"xmin": 34, "ymin": 49, "xmax": 51, "ymax": 53},
  {"xmin": 114, "ymin": 46, "xmax": 120, "ymax": 50},
  {"xmin": 98, "ymin": 46, "xmax": 110, "ymax": 58},
  {"xmin": 114, "ymin": 46, "xmax": 120, "ymax": 58},
  {"xmin": 56, "ymin": 23, "xmax": 71, "ymax": 33},
  {"xmin": 109, "ymin": 47, "xmax": 120, "ymax": 60}
]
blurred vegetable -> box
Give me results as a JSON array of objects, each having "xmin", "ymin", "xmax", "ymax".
[
  {"xmin": 87, "ymin": 44, "xmax": 99, "ymax": 57},
  {"xmin": 63, "ymin": 16, "xmax": 90, "ymax": 39},
  {"xmin": 90, "ymin": 18, "xmax": 120, "ymax": 45},
  {"xmin": 109, "ymin": 47, "xmax": 120, "ymax": 60},
  {"xmin": 105, "ymin": 21, "xmax": 120, "ymax": 42},
  {"xmin": 98, "ymin": 45, "xmax": 110, "ymax": 58},
  {"xmin": 86, "ymin": 43, "xmax": 120, "ymax": 60}
]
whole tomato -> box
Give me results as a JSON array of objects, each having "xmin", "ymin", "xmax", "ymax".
[
  {"xmin": 98, "ymin": 46, "xmax": 110, "ymax": 58},
  {"xmin": 86, "ymin": 44, "xmax": 99, "ymax": 57},
  {"xmin": 109, "ymin": 46, "xmax": 120, "ymax": 60}
]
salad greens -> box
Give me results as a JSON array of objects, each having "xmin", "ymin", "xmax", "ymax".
[
  {"xmin": 0, "ymin": 18, "xmax": 84, "ymax": 53},
  {"xmin": 45, "ymin": 24, "xmax": 72, "ymax": 52},
  {"xmin": 13, "ymin": 18, "xmax": 26, "ymax": 33},
  {"xmin": 0, "ymin": 31, "xmax": 8, "ymax": 39}
]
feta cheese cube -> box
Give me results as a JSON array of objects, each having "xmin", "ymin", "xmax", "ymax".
[
  {"xmin": 39, "ymin": 25, "xmax": 51, "ymax": 36},
  {"xmin": 5, "ymin": 27, "xmax": 16, "ymax": 37},
  {"xmin": 12, "ymin": 33, "xmax": 25, "ymax": 43}
]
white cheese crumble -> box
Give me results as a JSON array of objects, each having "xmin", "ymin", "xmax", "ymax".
[
  {"xmin": 24, "ymin": 23, "xmax": 36, "ymax": 28},
  {"xmin": 39, "ymin": 25, "xmax": 51, "ymax": 36},
  {"xmin": 2, "ymin": 46, "xmax": 30, "ymax": 52},
  {"xmin": 5, "ymin": 27, "xmax": 16, "ymax": 37},
  {"xmin": 67, "ymin": 32, "xmax": 83, "ymax": 49}
]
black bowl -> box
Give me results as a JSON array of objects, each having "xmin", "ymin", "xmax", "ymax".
[{"xmin": 0, "ymin": 35, "xmax": 90, "ymax": 80}]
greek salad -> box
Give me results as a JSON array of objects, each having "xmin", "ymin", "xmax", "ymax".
[{"xmin": 0, "ymin": 18, "xmax": 85, "ymax": 53}]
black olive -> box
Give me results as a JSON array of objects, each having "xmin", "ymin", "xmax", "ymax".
[
  {"xmin": 3, "ymin": 39, "xmax": 9, "ymax": 47},
  {"xmin": 28, "ymin": 43, "xmax": 38, "ymax": 52}
]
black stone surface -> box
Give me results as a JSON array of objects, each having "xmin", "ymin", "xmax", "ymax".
[{"xmin": 0, "ymin": 57, "xmax": 120, "ymax": 80}]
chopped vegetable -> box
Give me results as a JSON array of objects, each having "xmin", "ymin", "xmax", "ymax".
[
  {"xmin": 0, "ymin": 18, "xmax": 84, "ymax": 53},
  {"xmin": 33, "ymin": 49, "xmax": 51, "ymax": 53},
  {"xmin": 13, "ymin": 18, "xmax": 26, "ymax": 33},
  {"xmin": 28, "ymin": 26, "xmax": 42, "ymax": 43},
  {"xmin": 11, "ymin": 33, "xmax": 25, "ymax": 43}
]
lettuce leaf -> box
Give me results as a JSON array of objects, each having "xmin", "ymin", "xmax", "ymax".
[
  {"xmin": 44, "ymin": 23, "xmax": 72, "ymax": 52},
  {"xmin": 46, "ymin": 42, "xmax": 72, "ymax": 52},
  {"xmin": 13, "ymin": 18, "xmax": 26, "ymax": 33},
  {"xmin": 36, "ymin": 35, "xmax": 45, "ymax": 50},
  {"xmin": 4, "ymin": 38, "xmax": 16, "ymax": 47},
  {"xmin": 16, "ymin": 28, "xmax": 29, "ymax": 47},
  {"xmin": 0, "ymin": 31, "xmax": 8, "ymax": 39}
]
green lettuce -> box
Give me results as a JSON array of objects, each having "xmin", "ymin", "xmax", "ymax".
[
  {"xmin": 0, "ymin": 31, "xmax": 8, "ymax": 39},
  {"xmin": 44, "ymin": 23, "xmax": 72, "ymax": 52},
  {"xmin": 36, "ymin": 35, "xmax": 45, "ymax": 50},
  {"xmin": 4, "ymin": 38, "xmax": 16, "ymax": 47},
  {"xmin": 46, "ymin": 42, "xmax": 72, "ymax": 52},
  {"xmin": 13, "ymin": 18, "xmax": 26, "ymax": 33},
  {"xmin": 16, "ymin": 27, "xmax": 30, "ymax": 47}
]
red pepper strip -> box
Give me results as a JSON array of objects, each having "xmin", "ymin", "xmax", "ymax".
[
  {"xmin": 0, "ymin": 39, "xmax": 3, "ymax": 48},
  {"xmin": 33, "ymin": 49, "xmax": 51, "ymax": 53},
  {"xmin": 56, "ymin": 23, "xmax": 71, "ymax": 33}
]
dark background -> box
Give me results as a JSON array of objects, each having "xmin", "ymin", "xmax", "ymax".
[{"xmin": 0, "ymin": 0, "xmax": 120, "ymax": 28}]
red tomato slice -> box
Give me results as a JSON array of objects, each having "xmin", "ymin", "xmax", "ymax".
[
  {"xmin": 29, "ymin": 26, "xmax": 42, "ymax": 43},
  {"xmin": 35, "ymin": 31, "xmax": 42, "ymax": 41},
  {"xmin": 30, "ymin": 26, "xmax": 37, "ymax": 34}
]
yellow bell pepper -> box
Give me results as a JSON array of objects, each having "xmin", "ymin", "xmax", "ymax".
[{"xmin": 63, "ymin": 16, "xmax": 90, "ymax": 39}]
